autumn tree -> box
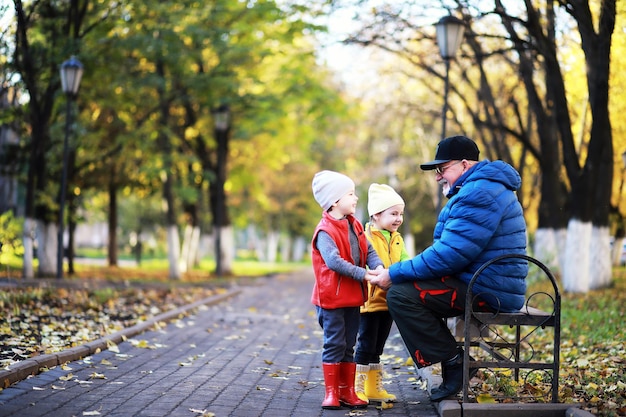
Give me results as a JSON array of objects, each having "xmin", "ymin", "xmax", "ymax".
[{"xmin": 334, "ymin": 0, "xmax": 618, "ymax": 292}]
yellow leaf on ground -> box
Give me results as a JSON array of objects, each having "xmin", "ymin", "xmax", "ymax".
[
  {"xmin": 476, "ymin": 393, "xmax": 497, "ymax": 403},
  {"xmin": 106, "ymin": 340, "xmax": 119, "ymax": 353},
  {"xmin": 576, "ymin": 358, "xmax": 590, "ymax": 368}
]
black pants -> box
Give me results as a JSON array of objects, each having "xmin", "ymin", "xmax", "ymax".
[
  {"xmin": 386, "ymin": 277, "xmax": 470, "ymax": 368},
  {"xmin": 354, "ymin": 310, "xmax": 394, "ymax": 365}
]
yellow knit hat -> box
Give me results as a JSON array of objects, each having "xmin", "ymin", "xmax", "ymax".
[{"xmin": 367, "ymin": 183, "xmax": 404, "ymax": 216}]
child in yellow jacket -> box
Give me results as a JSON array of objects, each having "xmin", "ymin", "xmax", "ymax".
[{"xmin": 355, "ymin": 183, "xmax": 410, "ymax": 403}]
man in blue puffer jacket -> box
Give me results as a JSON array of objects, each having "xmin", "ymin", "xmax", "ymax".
[{"xmin": 369, "ymin": 135, "xmax": 527, "ymax": 402}]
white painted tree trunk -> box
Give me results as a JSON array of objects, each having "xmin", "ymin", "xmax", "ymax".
[
  {"xmin": 533, "ymin": 228, "xmax": 565, "ymax": 275},
  {"xmin": 221, "ymin": 225, "xmax": 235, "ymax": 274},
  {"xmin": 563, "ymin": 220, "xmax": 592, "ymax": 293},
  {"xmin": 589, "ymin": 226, "xmax": 612, "ymax": 289},
  {"xmin": 266, "ymin": 230, "xmax": 279, "ymax": 263},
  {"xmin": 178, "ymin": 224, "xmax": 199, "ymax": 273},
  {"xmin": 22, "ymin": 217, "xmax": 35, "ymax": 279},
  {"xmin": 280, "ymin": 234, "xmax": 291, "ymax": 262},
  {"xmin": 291, "ymin": 236, "xmax": 307, "ymax": 262},
  {"xmin": 166, "ymin": 224, "xmax": 181, "ymax": 279},
  {"xmin": 36, "ymin": 220, "xmax": 57, "ymax": 276},
  {"xmin": 188, "ymin": 225, "xmax": 200, "ymax": 268},
  {"xmin": 178, "ymin": 224, "xmax": 193, "ymax": 273}
]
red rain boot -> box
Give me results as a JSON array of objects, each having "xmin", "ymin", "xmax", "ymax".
[
  {"xmin": 321, "ymin": 363, "xmax": 341, "ymax": 409},
  {"xmin": 338, "ymin": 362, "xmax": 368, "ymax": 408}
]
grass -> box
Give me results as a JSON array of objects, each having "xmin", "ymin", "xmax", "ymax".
[
  {"xmin": 1, "ymin": 252, "xmax": 308, "ymax": 283},
  {"xmin": 500, "ymin": 267, "xmax": 626, "ymax": 416}
]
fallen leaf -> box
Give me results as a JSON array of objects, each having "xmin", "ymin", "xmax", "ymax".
[{"xmin": 476, "ymin": 393, "xmax": 496, "ymax": 403}]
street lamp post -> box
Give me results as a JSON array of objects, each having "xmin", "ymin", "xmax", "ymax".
[
  {"xmin": 435, "ymin": 15, "xmax": 465, "ymax": 140},
  {"xmin": 57, "ymin": 56, "xmax": 84, "ymax": 279},
  {"xmin": 212, "ymin": 104, "xmax": 230, "ymax": 277}
]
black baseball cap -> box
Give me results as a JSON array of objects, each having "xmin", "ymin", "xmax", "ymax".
[{"xmin": 420, "ymin": 135, "xmax": 480, "ymax": 170}]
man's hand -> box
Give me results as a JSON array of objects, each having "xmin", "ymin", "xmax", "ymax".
[{"xmin": 367, "ymin": 268, "xmax": 392, "ymax": 290}]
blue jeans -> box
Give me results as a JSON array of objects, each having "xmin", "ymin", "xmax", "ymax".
[{"xmin": 316, "ymin": 306, "xmax": 360, "ymax": 363}]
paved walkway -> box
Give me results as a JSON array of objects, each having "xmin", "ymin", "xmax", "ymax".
[{"xmin": 0, "ymin": 267, "xmax": 441, "ymax": 417}]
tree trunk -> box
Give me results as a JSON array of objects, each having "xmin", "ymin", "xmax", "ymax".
[
  {"xmin": 37, "ymin": 221, "xmax": 57, "ymax": 276},
  {"xmin": 68, "ymin": 193, "xmax": 77, "ymax": 275},
  {"xmin": 108, "ymin": 168, "xmax": 118, "ymax": 267},
  {"xmin": 166, "ymin": 224, "xmax": 181, "ymax": 279},
  {"xmin": 280, "ymin": 234, "xmax": 291, "ymax": 263},
  {"xmin": 155, "ymin": 57, "xmax": 180, "ymax": 280},
  {"xmin": 561, "ymin": 0, "xmax": 616, "ymax": 291},
  {"xmin": 22, "ymin": 217, "xmax": 35, "ymax": 279},
  {"xmin": 212, "ymin": 112, "xmax": 232, "ymax": 276},
  {"xmin": 179, "ymin": 224, "xmax": 193, "ymax": 273},
  {"xmin": 266, "ymin": 230, "xmax": 279, "ymax": 263}
]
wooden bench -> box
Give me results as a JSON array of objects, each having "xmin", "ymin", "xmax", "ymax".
[{"xmin": 461, "ymin": 254, "xmax": 561, "ymax": 403}]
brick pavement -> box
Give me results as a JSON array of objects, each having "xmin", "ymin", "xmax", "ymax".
[{"xmin": 0, "ymin": 267, "xmax": 441, "ymax": 417}]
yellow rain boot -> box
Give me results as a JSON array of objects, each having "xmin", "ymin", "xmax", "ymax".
[
  {"xmin": 355, "ymin": 364, "xmax": 369, "ymax": 403},
  {"xmin": 365, "ymin": 363, "xmax": 396, "ymax": 402}
]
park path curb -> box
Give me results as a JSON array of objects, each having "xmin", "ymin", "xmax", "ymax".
[
  {"xmin": 0, "ymin": 287, "xmax": 242, "ymax": 388},
  {"xmin": 438, "ymin": 398, "xmax": 595, "ymax": 417}
]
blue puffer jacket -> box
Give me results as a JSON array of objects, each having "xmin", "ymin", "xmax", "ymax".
[{"xmin": 389, "ymin": 160, "xmax": 527, "ymax": 312}]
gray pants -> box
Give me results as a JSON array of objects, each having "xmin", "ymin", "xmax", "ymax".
[{"xmin": 386, "ymin": 277, "xmax": 477, "ymax": 367}]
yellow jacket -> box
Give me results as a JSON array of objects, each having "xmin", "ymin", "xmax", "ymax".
[{"xmin": 361, "ymin": 222, "xmax": 410, "ymax": 313}]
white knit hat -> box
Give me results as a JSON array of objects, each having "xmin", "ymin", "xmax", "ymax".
[
  {"xmin": 312, "ymin": 170, "xmax": 355, "ymax": 211},
  {"xmin": 367, "ymin": 183, "xmax": 405, "ymax": 216}
]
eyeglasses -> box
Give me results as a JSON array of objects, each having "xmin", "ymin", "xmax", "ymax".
[{"xmin": 434, "ymin": 160, "xmax": 462, "ymax": 175}]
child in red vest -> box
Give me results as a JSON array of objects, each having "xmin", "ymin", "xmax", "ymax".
[{"xmin": 310, "ymin": 170, "xmax": 383, "ymax": 409}]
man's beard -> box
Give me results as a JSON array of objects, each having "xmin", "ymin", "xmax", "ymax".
[{"xmin": 440, "ymin": 180, "xmax": 450, "ymax": 196}]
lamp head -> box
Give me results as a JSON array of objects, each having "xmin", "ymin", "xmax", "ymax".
[
  {"xmin": 435, "ymin": 16, "xmax": 465, "ymax": 60},
  {"xmin": 212, "ymin": 104, "xmax": 231, "ymax": 132},
  {"xmin": 60, "ymin": 56, "xmax": 84, "ymax": 96}
]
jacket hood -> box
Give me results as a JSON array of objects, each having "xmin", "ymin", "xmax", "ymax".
[{"xmin": 450, "ymin": 160, "xmax": 521, "ymax": 197}]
